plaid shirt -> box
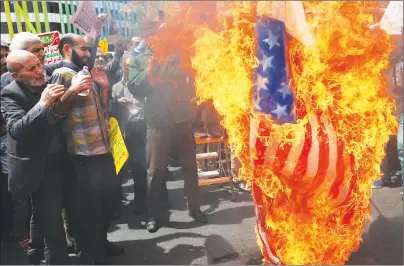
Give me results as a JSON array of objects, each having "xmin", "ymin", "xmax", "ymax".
[{"xmin": 51, "ymin": 63, "xmax": 110, "ymax": 156}]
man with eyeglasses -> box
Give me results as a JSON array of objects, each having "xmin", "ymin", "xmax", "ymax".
[{"xmin": 50, "ymin": 33, "xmax": 123, "ymax": 264}]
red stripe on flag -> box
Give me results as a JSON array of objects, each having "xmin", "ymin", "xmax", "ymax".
[
  {"xmin": 342, "ymin": 155, "xmax": 358, "ymax": 225},
  {"xmin": 252, "ymin": 183, "xmax": 282, "ymax": 265},
  {"xmin": 290, "ymin": 122, "xmax": 313, "ymax": 181},
  {"xmin": 329, "ymin": 142, "xmax": 346, "ymax": 199},
  {"xmin": 254, "ymin": 121, "xmax": 271, "ymax": 166},
  {"xmin": 310, "ymin": 116, "xmax": 330, "ymax": 191},
  {"xmin": 272, "ymin": 134, "xmax": 293, "ymax": 174}
]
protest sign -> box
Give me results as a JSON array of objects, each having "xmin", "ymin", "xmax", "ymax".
[
  {"xmin": 70, "ymin": 1, "xmax": 98, "ymax": 38},
  {"xmin": 98, "ymin": 39, "xmax": 108, "ymax": 55},
  {"xmin": 108, "ymin": 117, "xmax": 129, "ymax": 175},
  {"xmin": 38, "ymin": 31, "xmax": 62, "ymax": 64}
]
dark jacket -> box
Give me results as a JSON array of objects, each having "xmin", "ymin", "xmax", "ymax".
[
  {"xmin": 0, "ymin": 81, "xmax": 55, "ymax": 194},
  {"xmin": 128, "ymin": 47, "xmax": 195, "ymax": 128}
]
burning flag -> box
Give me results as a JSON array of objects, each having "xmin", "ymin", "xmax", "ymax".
[{"xmin": 147, "ymin": 1, "xmax": 397, "ymax": 264}]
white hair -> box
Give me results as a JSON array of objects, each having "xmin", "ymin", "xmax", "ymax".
[{"xmin": 10, "ymin": 32, "xmax": 41, "ymax": 51}]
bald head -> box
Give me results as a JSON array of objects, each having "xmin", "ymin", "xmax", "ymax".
[
  {"xmin": 128, "ymin": 36, "xmax": 142, "ymax": 51},
  {"xmin": 6, "ymin": 50, "xmax": 37, "ymax": 73},
  {"xmin": 121, "ymin": 56, "xmax": 132, "ymax": 80},
  {"xmin": 7, "ymin": 50, "xmax": 46, "ymax": 87}
]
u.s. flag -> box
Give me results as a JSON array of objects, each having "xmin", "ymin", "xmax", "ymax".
[
  {"xmin": 250, "ymin": 17, "xmax": 350, "ymax": 265},
  {"xmin": 253, "ymin": 18, "xmax": 295, "ymax": 124}
]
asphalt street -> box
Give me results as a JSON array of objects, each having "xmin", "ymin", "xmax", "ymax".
[{"xmin": 1, "ymin": 170, "xmax": 403, "ymax": 265}]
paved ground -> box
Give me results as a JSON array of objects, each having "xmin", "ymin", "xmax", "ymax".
[{"xmin": 1, "ymin": 170, "xmax": 403, "ymax": 265}]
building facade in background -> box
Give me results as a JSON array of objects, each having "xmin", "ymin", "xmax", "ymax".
[{"xmin": 0, "ymin": 0, "xmax": 165, "ymax": 44}]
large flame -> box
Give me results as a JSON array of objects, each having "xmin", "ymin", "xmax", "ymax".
[{"xmin": 149, "ymin": 1, "xmax": 397, "ymax": 264}]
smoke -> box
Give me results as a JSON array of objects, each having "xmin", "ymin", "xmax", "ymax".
[{"xmin": 147, "ymin": 1, "xmax": 219, "ymax": 71}]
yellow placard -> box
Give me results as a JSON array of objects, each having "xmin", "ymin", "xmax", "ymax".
[
  {"xmin": 98, "ymin": 38, "xmax": 109, "ymax": 55},
  {"xmin": 108, "ymin": 117, "xmax": 129, "ymax": 175}
]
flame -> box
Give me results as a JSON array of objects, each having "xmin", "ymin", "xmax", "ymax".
[{"xmin": 148, "ymin": 1, "xmax": 397, "ymax": 264}]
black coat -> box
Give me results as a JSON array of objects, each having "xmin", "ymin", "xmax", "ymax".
[{"xmin": 0, "ymin": 81, "xmax": 54, "ymax": 195}]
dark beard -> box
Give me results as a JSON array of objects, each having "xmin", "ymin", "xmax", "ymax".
[
  {"xmin": 71, "ymin": 49, "xmax": 88, "ymax": 69},
  {"xmin": 0, "ymin": 64, "xmax": 8, "ymax": 76}
]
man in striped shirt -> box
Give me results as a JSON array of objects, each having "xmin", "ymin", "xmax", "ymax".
[{"xmin": 50, "ymin": 33, "xmax": 123, "ymax": 264}]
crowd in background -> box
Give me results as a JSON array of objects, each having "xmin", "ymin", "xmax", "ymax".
[
  {"xmin": 0, "ymin": 12, "xmax": 249, "ymax": 265},
  {"xmin": 0, "ymin": 10, "xmax": 402, "ymax": 266}
]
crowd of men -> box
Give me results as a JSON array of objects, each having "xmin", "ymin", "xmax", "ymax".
[
  {"xmin": 0, "ymin": 13, "xmax": 246, "ymax": 265},
  {"xmin": 0, "ymin": 10, "xmax": 402, "ymax": 266}
]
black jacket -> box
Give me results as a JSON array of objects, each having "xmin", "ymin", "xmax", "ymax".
[{"xmin": 0, "ymin": 81, "xmax": 55, "ymax": 194}]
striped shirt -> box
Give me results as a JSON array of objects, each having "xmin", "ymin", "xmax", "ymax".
[{"xmin": 51, "ymin": 63, "xmax": 110, "ymax": 156}]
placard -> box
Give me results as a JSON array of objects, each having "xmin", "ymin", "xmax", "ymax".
[
  {"xmin": 108, "ymin": 117, "xmax": 129, "ymax": 175},
  {"xmin": 70, "ymin": 1, "xmax": 98, "ymax": 38},
  {"xmin": 38, "ymin": 31, "xmax": 62, "ymax": 64}
]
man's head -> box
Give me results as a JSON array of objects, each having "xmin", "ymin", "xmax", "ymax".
[
  {"xmin": 1, "ymin": 41, "xmax": 9, "ymax": 75},
  {"xmin": 127, "ymin": 36, "xmax": 142, "ymax": 51},
  {"xmin": 9, "ymin": 32, "xmax": 45, "ymax": 65},
  {"xmin": 95, "ymin": 48, "xmax": 106, "ymax": 67},
  {"xmin": 121, "ymin": 56, "xmax": 132, "ymax": 80},
  {"xmin": 59, "ymin": 33, "xmax": 92, "ymax": 68},
  {"xmin": 7, "ymin": 50, "xmax": 46, "ymax": 88}
]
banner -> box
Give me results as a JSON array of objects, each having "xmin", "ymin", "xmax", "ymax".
[
  {"xmin": 70, "ymin": 1, "xmax": 98, "ymax": 38},
  {"xmin": 108, "ymin": 117, "xmax": 129, "ymax": 175},
  {"xmin": 38, "ymin": 31, "xmax": 62, "ymax": 64}
]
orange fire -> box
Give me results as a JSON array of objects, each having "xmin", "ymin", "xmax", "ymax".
[{"xmin": 149, "ymin": 1, "xmax": 397, "ymax": 264}]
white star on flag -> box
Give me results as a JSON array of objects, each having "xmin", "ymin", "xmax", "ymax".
[
  {"xmin": 263, "ymin": 30, "xmax": 281, "ymax": 50},
  {"xmin": 277, "ymin": 84, "xmax": 291, "ymax": 100},
  {"xmin": 260, "ymin": 54, "xmax": 275, "ymax": 72},
  {"xmin": 271, "ymin": 103, "xmax": 288, "ymax": 119},
  {"xmin": 255, "ymin": 74, "xmax": 269, "ymax": 90}
]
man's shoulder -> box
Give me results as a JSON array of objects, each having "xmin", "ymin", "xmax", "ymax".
[
  {"xmin": 131, "ymin": 53, "xmax": 150, "ymax": 69},
  {"xmin": 1, "ymin": 71, "xmax": 12, "ymax": 80},
  {"xmin": 52, "ymin": 66, "xmax": 77, "ymax": 75},
  {"xmin": 1, "ymin": 72, "xmax": 14, "ymax": 90},
  {"xmin": 44, "ymin": 61, "xmax": 64, "ymax": 74},
  {"xmin": 112, "ymin": 81, "xmax": 124, "ymax": 96},
  {"xmin": 51, "ymin": 67, "xmax": 77, "ymax": 84},
  {"xmin": 1, "ymin": 80, "xmax": 21, "ymax": 97},
  {"xmin": 112, "ymin": 80, "xmax": 123, "ymax": 88}
]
